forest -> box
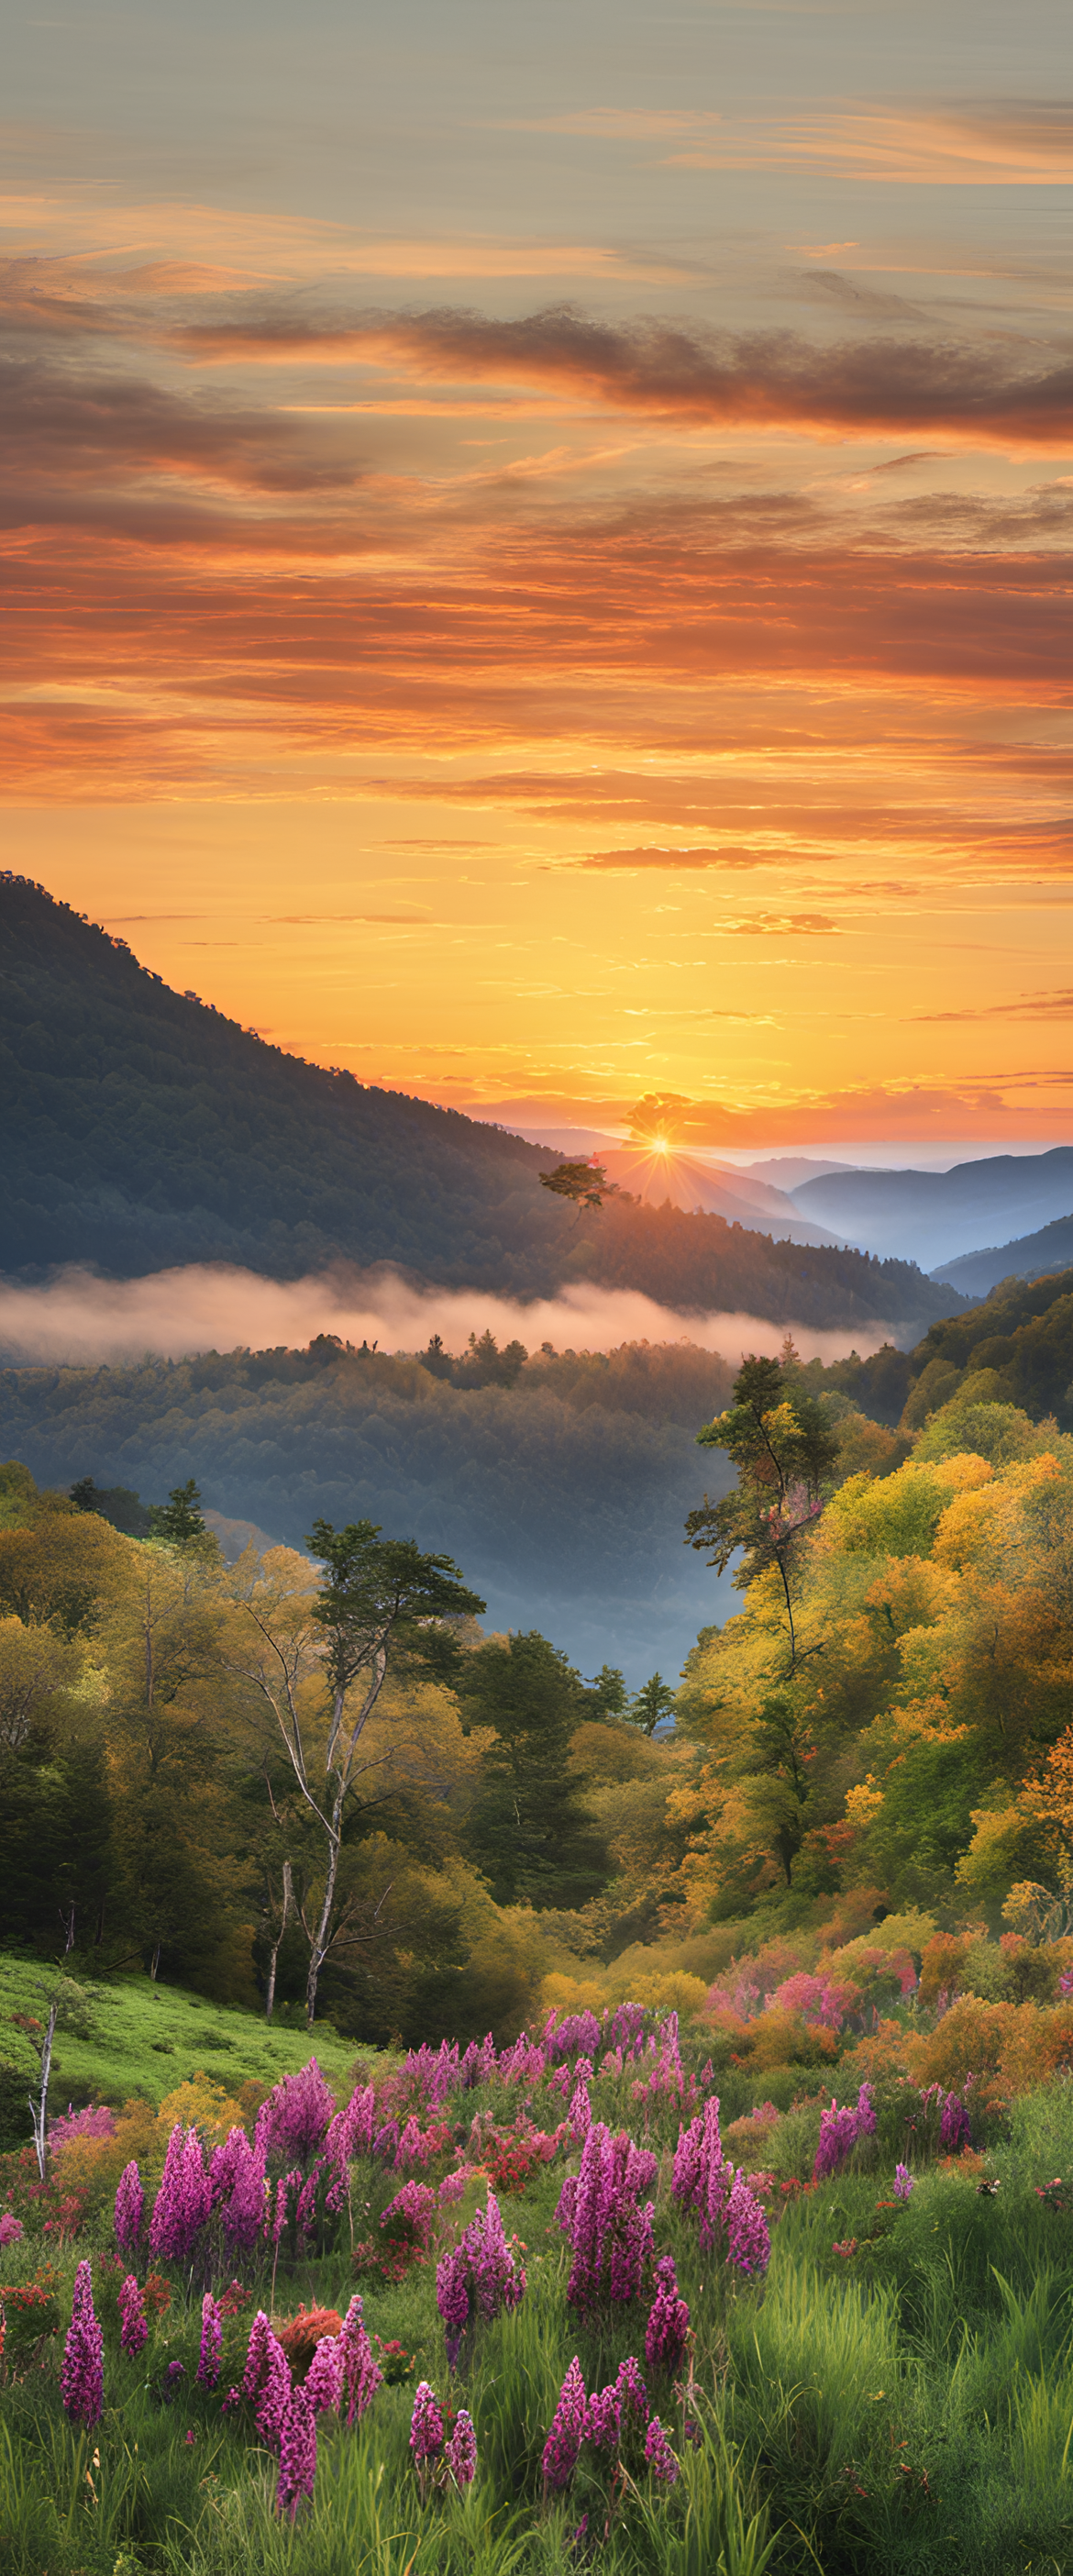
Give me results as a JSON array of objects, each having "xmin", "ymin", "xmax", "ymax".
[
  {"xmin": 1, "ymin": 875, "xmax": 952, "ymax": 1333},
  {"xmin": 7, "ymin": 1347, "xmax": 1073, "ymax": 2568}
]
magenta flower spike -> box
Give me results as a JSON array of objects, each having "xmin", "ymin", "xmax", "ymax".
[
  {"xmin": 304, "ymin": 2333, "xmax": 345, "ymax": 2415},
  {"xmin": 446, "ymin": 2407, "xmax": 478, "ymax": 2487},
  {"xmin": 197, "ymin": 2291, "xmax": 223, "ymax": 2389},
  {"xmin": 61, "ymin": 2259, "xmax": 104, "ymax": 2428},
  {"xmin": 241, "ymin": 2308, "xmax": 292, "ymax": 2451},
  {"xmin": 117, "ymin": 2272, "xmax": 148, "ymax": 2359},
  {"xmin": 645, "ymin": 2415, "xmax": 680, "ymax": 2483},
  {"xmin": 644, "ymin": 2255, "xmax": 691, "ymax": 2373},
  {"xmin": 276, "ymin": 2381, "xmax": 317, "ymax": 2517},
  {"xmin": 257, "ymin": 2060, "xmax": 337, "ymax": 2169},
  {"xmin": 337, "ymin": 2293, "xmax": 382, "ymax": 2424},
  {"xmin": 585, "ymin": 2382, "xmax": 621, "ymax": 2450},
  {"xmin": 149, "ymin": 2123, "xmax": 209, "ymax": 2262},
  {"xmin": 893, "ymin": 2162, "xmax": 913, "ymax": 2200},
  {"xmin": 725, "ymin": 2171, "xmax": 771, "ymax": 2278},
  {"xmin": 410, "ymin": 2379, "xmax": 445, "ymax": 2462},
  {"xmin": 542, "ymin": 2356, "xmax": 588, "ymax": 2490},
  {"xmin": 114, "ymin": 2160, "xmax": 144, "ymax": 2253}
]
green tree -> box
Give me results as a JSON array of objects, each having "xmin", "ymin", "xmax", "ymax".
[
  {"xmin": 685, "ymin": 1352, "xmax": 841, "ymax": 1668},
  {"xmin": 227, "ymin": 1521, "xmax": 485, "ymax": 2026},
  {"xmin": 626, "ymin": 1672, "xmax": 677, "ymax": 1735},
  {"xmin": 538, "ymin": 1159, "xmax": 617, "ymax": 1216},
  {"xmin": 149, "ymin": 1479, "xmax": 209, "ymax": 1546},
  {"xmin": 460, "ymin": 1630, "xmax": 611, "ymax": 1910}
]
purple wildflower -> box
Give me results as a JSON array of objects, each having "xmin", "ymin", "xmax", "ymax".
[
  {"xmin": 813, "ymin": 2082, "xmax": 877, "ymax": 2186},
  {"xmin": 337, "ymin": 2293, "xmax": 382, "ymax": 2424},
  {"xmin": 304, "ymin": 2333, "xmax": 345, "ymax": 2415},
  {"xmin": 220, "ymin": 2132, "xmax": 266, "ymax": 2252},
  {"xmin": 559, "ymin": 2123, "xmax": 656, "ymax": 2311},
  {"xmin": 197, "ymin": 2292, "xmax": 223, "ymax": 2390},
  {"xmin": 117, "ymin": 2273, "xmax": 148, "ymax": 2359},
  {"xmin": 277, "ymin": 2382, "xmax": 316, "ymax": 2518},
  {"xmin": 0, "ymin": 2213, "xmax": 24, "ymax": 2248},
  {"xmin": 644, "ymin": 2254, "xmax": 691, "ymax": 2374},
  {"xmin": 645, "ymin": 2415, "xmax": 679, "ymax": 2483},
  {"xmin": 61, "ymin": 2260, "xmax": 104, "ymax": 2428},
  {"xmin": 410, "ymin": 2380, "xmax": 445, "ymax": 2461},
  {"xmin": 241, "ymin": 2310, "xmax": 292, "ymax": 2452},
  {"xmin": 114, "ymin": 2160, "xmax": 144, "ymax": 2254},
  {"xmin": 585, "ymin": 2382, "xmax": 621, "ymax": 2450},
  {"xmin": 940, "ymin": 2091, "xmax": 972, "ymax": 2152},
  {"xmin": 725, "ymin": 2171, "xmax": 770, "ymax": 2279},
  {"xmin": 436, "ymin": 2190, "xmax": 525, "ymax": 2366},
  {"xmin": 256, "ymin": 2060, "xmax": 337, "ymax": 2169},
  {"xmin": 543, "ymin": 2356, "xmax": 588, "ymax": 2490},
  {"xmin": 382, "ymin": 2179, "xmax": 437, "ymax": 2247},
  {"xmin": 445, "ymin": 2408, "xmax": 478, "ymax": 2487},
  {"xmin": 672, "ymin": 2097, "xmax": 729, "ymax": 2248},
  {"xmin": 568, "ymin": 2076, "xmax": 592, "ymax": 2141},
  {"xmin": 149, "ymin": 2124, "xmax": 210, "ymax": 2262}
]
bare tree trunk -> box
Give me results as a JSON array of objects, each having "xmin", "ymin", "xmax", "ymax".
[
  {"xmin": 305, "ymin": 1827, "xmax": 341, "ymax": 2028},
  {"xmin": 28, "ymin": 2004, "xmax": 58, "ymax": 2181},
  {"xmin": 265, "ymin": 1860, "xmax": 293, "ymax": 2024},
  {"xmin": 60, "ymin": 1903, "xmax": 76, "ymax": 1954},
  {"xmin": 149, "ymin": 1943, "xmax": 160, "ymax": 1982}
]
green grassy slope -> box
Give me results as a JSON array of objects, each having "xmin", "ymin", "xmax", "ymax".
[{"xmin": 0, "ymin": 1950, "xmax": 367, "ymax": 2134}]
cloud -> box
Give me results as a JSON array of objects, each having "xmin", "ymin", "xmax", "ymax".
[
  {"xmin": 721, "ymin": 912, "xmax": 841, "ymax": 937},
  {"xmin": 173, "ymin": 303, "xmax": 1073, "ymax": 453},
  {"xmin": 914, "ymin": 988, "xmax": 1073, "ymax": 1023},
  {"xmin": 0, "ymin": 1262, "xmax": 895, "ymax": 1371},
  {"xmin": 564, "ymin": 846, "xmax": 766, "ymax": 871},
  {"xmin": 515, "ymin": 100, "xmax": 1073, "ymax": 186}
]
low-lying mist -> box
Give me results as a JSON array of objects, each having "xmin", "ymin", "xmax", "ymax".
[{"xmin": 0, "ymin": 1262, "xmax": 898, "ymax": 1371}]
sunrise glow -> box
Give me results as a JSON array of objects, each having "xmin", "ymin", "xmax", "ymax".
[{"xmin": 2, "ymin": 2, "xmax": 1070, "ymax": 1148}]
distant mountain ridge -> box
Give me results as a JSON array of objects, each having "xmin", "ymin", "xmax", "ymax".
[
  {"xmin": 0, "ymin": 875, "xmax": 955, "ymax": 1332},
  {"xmin": 932, "ymin": 1215, "xmax": 1073, "ymax": 1299},
  {"xmin": 791, "ymin": 1149, "xmax": 1073, "ymax": 1272}
]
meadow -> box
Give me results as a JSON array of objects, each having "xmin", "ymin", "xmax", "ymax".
[{"xmin": 4, "ymin": 1964, "xmax": 1073, "ymax": 2576}]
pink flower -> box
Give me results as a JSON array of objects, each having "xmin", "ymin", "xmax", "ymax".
[
  {"xmin": 409, "ymin": 2380, "xmax": 445, "ymax": 2462},
  {"xmin": 241, "ymin": 2310, "xmax": 292, "ymax": 2452},
  {"xmin": 197, "ymin": 2292, "xmax": 223, "ymax": 2390},
  {"xmin": 50, "ymin": 2103, "xmax": 116, "ymax": 2151},
  {"xmin": 117, "ymin": 2273, "xmax": 148, "ymax": 2359},
  {"xmin": 645, "ymin": 2415, "xmax": 679, "ymax": 2483},
  {"xmin": 436, "ymin": 2190, "xmax": 525, "ymax": 2366},
  {"xmin": 304, "ymin": 2333, "xmax": 345, "ymax": 2416},
  {"xmin": 445, "ymin": 2407, "xmax": 477, "ymax": 2487},
  {"xmin": 644, "ymin": 2254, "xmax": 691, "ymax": 2373},
  {"xmin": 149, "ymin": 2126, "xmax": 209, "ymax": 2262},
  {"xmin": 725, "ymin": 2171, "xmax": 770, "ymax": 2279},
  {"xmin": 542, "ymin": 2356, "xmax": 588, "ymax": 2490},
  {"xmin": 0, "ymin": 2213, "xmax": 24, "ymax": 2248},
  {"xmin": 257, "ymin": 2060, "xmax": 337, "ymax": 2169},
  {"xmin": 61, "ymin": 2259, "xmax": 104, "ymax": 2428},
  {"xmin": 337, "ymin": 2293, "xmax": 382, "ymax": 2425},
  {"xmin": 277, "ymin": 2382, "xmax": 316, "ymax": 2516},
  {"xmin": 114, "ymin": 2160, "xmax": 143, "ymax": 2254}
]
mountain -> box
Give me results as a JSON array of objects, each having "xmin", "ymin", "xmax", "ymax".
[
  {"xmin": 791, "ymin": 1149, "xmax": 1073, "ymax": 1271},
  {"xmin": 816, "ymin": 1265, "xmax": 1073, "ymax": 1431},
  {"xmin": 592, "ymin": 1148, "xmax": 843, "ymax": 1247},
  {"xmin": 932, "ymin": 1215, "xmax": 1073, "ymax": 1299},
  {"xmin": 0, "ymin": 874, "xmax": 957, "ymax": 1332},
  {"xmin": 0, "ymin": 1338, "xmax": 744, "ymax": 1682}
]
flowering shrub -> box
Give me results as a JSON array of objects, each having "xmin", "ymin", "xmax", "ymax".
[
  {"xmin": 557, "ymin": 2123, "xmax": 658, "ymax": 2311},
  {"xmin": 381, "ymin": 2180, "xmax": 437, "ymax": 2248},
  {"xmin": 437, "ymin": 2190, "xmax": 526, "ymax": 2367},
  {"xmin": 61, "ymin": 2259, "xmax": 103, "ymax": 2428},
  {"xmin": 813, "ymin": 2085, "xmax": 877, "ymax": 2184},
  {"xmin": 0, "ymin": 2212, "xmax": 24, "ymax": 2248},
  {"xmin": 275, "ymin": 2304, "xmax": 344, "ymax": 2375},
  {"xmin": 256, "ymin": 2061, "xmax": 337, "ymax": 2171}
]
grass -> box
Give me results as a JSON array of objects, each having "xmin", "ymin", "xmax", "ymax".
[{"xmin": 0, "ymin": 1949, "xmax": 370, "ymax": 2126}]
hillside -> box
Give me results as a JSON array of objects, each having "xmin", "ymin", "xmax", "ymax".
[
  {"xmin": 934, "ymin": 1214, "xmax": 1073, "ymax": 1299},
  {"xmin": 814, "ymin": 1265, "xmax": 1073, "ymax": 1431},
  {"xmin": 0, "ymin": 874, "xmax": 954, "ymax": 1333},
  {"xmin": 791, "ymin": 1148, "xmax": 1073, "ymax": 1272},
  {"xmin": 0, "ymin": 1338, "xmax": 743, "ymax": 1679}
]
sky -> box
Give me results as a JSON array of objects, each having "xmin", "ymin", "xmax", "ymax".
[{"xmin": 4, "ymin": 0, "xmax": 1072, "ymax": 1148}]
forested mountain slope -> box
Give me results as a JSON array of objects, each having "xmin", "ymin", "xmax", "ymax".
[
  {"xmin": 934, "ymin": 1214, "xmax": 1073, "ymax": 1299},
  {"xmin": 0, "ymin": 1338, "xmax": 743, "ymax": 1680},
  {"xmin": 0, "ymin": 875, "xmax": 954, "ymax": 1332},
  {"xmin": 814, "ymin": 1267, "xmax": 1073, "ymax": 1433}
]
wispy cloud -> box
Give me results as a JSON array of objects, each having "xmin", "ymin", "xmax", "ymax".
[{"xmin": 514, "ymin": 101, "xmax": 1073, "ymax": 186}]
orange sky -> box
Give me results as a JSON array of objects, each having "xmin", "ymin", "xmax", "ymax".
[{"xmin": 3, "ymin": 0, "xmax": 1071, "ymax": 1145}]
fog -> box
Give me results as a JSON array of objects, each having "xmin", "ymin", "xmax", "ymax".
[{"xmin": 0, "ymin": 1262, "xmax": 896, "ymax": 1371}]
